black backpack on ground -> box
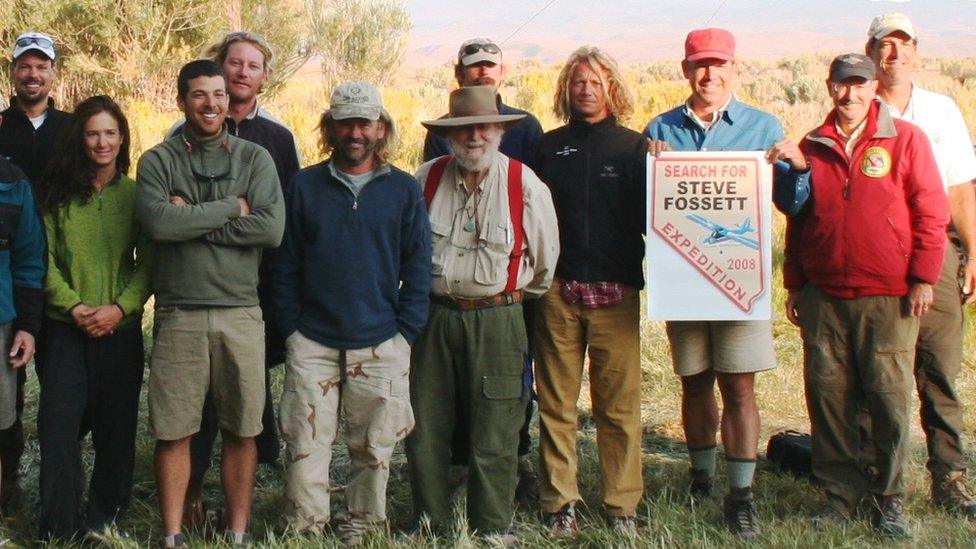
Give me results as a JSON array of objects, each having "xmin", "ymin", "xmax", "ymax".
[{"xmin": 765, "ymin": 430, "xmax": 813, "ymax": 479}]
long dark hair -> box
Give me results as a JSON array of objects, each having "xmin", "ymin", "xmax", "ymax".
[{"xmin": 37, "ymin": 95, "xmax": 131, "ymax": 214}]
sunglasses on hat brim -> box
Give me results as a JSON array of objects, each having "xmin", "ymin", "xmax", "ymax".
[
  {"xmin": 462, "ymin": 42, "xmax": 501, "ymax": 57},
  {"xmin": 16, "ymin": 36, "xmax": 54, "ymax": 50}
]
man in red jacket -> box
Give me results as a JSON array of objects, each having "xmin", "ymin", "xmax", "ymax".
[{"xmin": 784, "ymin": 53, "xmax": 948, "ymax": 538}]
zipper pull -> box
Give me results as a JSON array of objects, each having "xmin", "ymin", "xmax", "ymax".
[
  {"xmin": 352, "ymin": 200, "xmax": 358, "ymax": 210},
  {"xmin": 842, "ymin": 178, "xmax": 850, "ymax": 199}
]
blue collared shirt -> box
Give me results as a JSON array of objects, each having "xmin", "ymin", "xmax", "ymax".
[{"xmin": 644, "ymin": 96, "xmax": 810, "ymax": 215}]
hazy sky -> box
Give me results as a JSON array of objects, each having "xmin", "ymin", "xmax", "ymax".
[{"xmin": 403, "ymin": 0, "xmax": 976, "ymax": 65}]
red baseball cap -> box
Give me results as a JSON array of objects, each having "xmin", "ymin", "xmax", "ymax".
[{"xmin": 684, "ymin": 28, "xmax": 735, "ymax": 62}]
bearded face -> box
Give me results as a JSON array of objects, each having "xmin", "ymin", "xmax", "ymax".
[{"xmin": 448, "ymin": 123, "xmax": 504, "ymax": 172}]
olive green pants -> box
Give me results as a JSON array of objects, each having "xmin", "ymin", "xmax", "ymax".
[
  {"xmin": 405, "ymin": 302, "xmax": 528, "ymax": 534},
  {"xmin": 858, "ymin": 246, "xmax": 966, "ymax": 479},
  {"xmin": 798, "ymin": 285, "xmax": 918, "ymax": 510}
]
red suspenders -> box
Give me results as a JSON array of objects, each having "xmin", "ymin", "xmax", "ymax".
[{"xmin": 423, "ymin": 156, "xmax": 524, "ymax": 292}]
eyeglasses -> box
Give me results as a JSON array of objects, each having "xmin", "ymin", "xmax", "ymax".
[
  {"xmin": 829, "ymin": 82, "xmax": 873, "ymax": 94},
  {"xmin": 16, "ymin": 36, "xmax": 54, "ymax": 50},
  {"xmin": 461, "ymin": 42, "xmax": 501, "ymax": 57}
]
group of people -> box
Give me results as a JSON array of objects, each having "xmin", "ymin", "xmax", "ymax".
[{"xmin": 0, "ymin": 9, "xmax": 972, "ymax": 547}]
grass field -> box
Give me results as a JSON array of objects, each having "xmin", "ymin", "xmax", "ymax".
[{"xmin": 0, "ymin": 280, "xmax": 974, "ymax": 547}]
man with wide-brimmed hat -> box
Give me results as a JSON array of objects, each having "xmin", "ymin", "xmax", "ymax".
[
  {"xmin": 421, "ymin": 38, "xmax": 545, "ymax": 501},
  {"xmin": 405, "ymin": 85, "xmax": 558, "ymax": 546}
]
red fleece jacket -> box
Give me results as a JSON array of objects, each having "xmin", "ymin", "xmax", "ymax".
[{"xmin": 785, "ymin": 100, "xmax": 948, "ymax": 298}]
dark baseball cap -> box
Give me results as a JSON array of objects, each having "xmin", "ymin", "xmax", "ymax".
[{"xmin": 828, "ymin": 53, "xmax": 876, "ymax": 82}]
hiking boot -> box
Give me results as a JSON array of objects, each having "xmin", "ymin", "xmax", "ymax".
[
  {"xmin": 932, "ymin": 472, "xmax": 976, "ymax": 518},
  {"xmin": 689, "ymin": 468, "xmax": 714, "ymax": 505},
  {"xmin": 159, "ymin": 533, "xmax": 187, "ymax": 548},
  {"xmin": 872, "ymin": 495, "xmax": 910, "ymax": 539},
  {"xmin": 544, "ymin": 503, "xmax": 578, "ymax": 539},
  {"xmin": 723, "ymin": 487, "xmax": 758, "ymax": 541},
  {"xmin": 607, "ymin": 515, "xmax": 639, "ymax": 536}
]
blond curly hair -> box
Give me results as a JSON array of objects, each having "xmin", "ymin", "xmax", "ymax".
[{"xmin": 552, "ymin": 46, "xmax": 634, "ymax": 122}]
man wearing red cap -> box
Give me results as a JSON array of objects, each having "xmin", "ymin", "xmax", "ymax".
[{"xmin": 645, "ymin": 28, "xmax": 810, "ymax": 540}]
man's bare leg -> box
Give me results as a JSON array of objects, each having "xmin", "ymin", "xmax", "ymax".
[
  {"xmin": 220, "ymin": 430, "xmax": 256, "ymax": 533},
  {"xmin": 681, "ymin": 370, "xmax": 720, "ymax": 448},
  {"xmin": 716, "ymin": 372, "xmax": 759, "ymax": 460},
  {"xmin": 155, "ymin": 437, "xmax": 191, "ymax": 535}
]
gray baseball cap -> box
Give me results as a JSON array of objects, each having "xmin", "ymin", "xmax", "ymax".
[
  {"xmin": 829, "ymin": 53, "xmax": 876, "ymax": 82},
  {"xmin": 329, "ymin": 81, "xmax": 383, "ymax": 121}
]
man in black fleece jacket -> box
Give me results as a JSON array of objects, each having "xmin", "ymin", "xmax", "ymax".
[{"xmin": 532, "ymin": 46, "xmax": 647, "ymax": 538}]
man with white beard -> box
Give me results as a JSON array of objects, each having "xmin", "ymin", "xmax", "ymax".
[{"xmin": 406, "ymin": 85, "xmax": 559, "ymax": 546}]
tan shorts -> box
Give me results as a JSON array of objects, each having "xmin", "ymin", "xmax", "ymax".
[
  {"xmin": 666, "ymin": 319, "xmax": 777, "ymax": 376},
  {"xmin": 148, "ymin": 306, "xmax": 266, "ymax": 440}
]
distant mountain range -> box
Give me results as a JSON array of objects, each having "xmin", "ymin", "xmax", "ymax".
[{"xmin": 404, "ymin": 0, "xmax": 976, "ymax": 66}]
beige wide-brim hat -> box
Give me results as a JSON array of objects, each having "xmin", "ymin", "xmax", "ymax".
[{"xmin": 422, "ymin": 86, "xmax": 525, "ymax": 136}]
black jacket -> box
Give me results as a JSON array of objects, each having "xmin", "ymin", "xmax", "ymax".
[
  {"xmin": 0, "ymin": 98, "xmax": 71, "ymax": 184},
  {"xmin": 535, "ymin": 116, "xmax": 646, "ymax": 289}
]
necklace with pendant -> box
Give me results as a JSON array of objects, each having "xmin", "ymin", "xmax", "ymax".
[{"xmin": 463, "ymin": 188, "xmax": 480, "ymax": 233}]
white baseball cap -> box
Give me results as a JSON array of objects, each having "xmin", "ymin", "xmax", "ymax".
[
  {"xmin": 868, "ymin": 13, "xmax": 917, "ymax": 41},
  {"xmin": 12, "ymin": 32, "xmax": 56, "ymax": 61},
  {"xmin": 457, "ymin": 38, "xmax": 502, "ymax": 66}
]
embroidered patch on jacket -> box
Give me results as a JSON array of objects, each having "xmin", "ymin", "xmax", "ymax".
[
  {"xmin": 600, "ymin": 164, "xmax": 620, "ymax": 178},
  {"xmin": 860, "ymin": 146, "xmax": 891, "ymax": 178}
]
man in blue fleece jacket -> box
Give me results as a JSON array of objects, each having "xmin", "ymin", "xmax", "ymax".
[{"xmin": 272, "ymin": 81, "xmax": 431, "ymax": 544}]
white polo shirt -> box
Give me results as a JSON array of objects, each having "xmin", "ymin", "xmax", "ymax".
[{"xmin": 880, "ymin": 86, "xmax": 976, "ymax": 193}]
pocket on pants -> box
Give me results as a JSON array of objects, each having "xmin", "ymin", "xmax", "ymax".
[
  {"xmin": 474, "ymin": 374, "xmax": 524, "ymax": 451},
  {"xmin": 363, "ymin": 375, "xmax": 415, "ymax": 448}
]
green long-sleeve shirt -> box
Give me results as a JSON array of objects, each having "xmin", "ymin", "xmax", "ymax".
[
  {"xmin": 135, "ymin": 127, "xmax": 284, "ymax": 307},
  {"xmin": 44, "ymin": 174, "xmax": 154, "ymax": 326}
]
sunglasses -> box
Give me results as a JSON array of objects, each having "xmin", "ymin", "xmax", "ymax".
[
  {"xmin": 462, "ymin": 42, "xmax": 501, "ymax": 57},
  {"xmin": 16, "ymin": 36, "xmax": 54, "ymax": 50}
]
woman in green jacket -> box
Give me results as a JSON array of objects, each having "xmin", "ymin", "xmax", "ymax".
[{"xmin": 34, "ymin": 95, "xmax": 153, "ymax": 541}]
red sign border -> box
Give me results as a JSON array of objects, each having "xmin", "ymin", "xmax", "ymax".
[{"xmin": 650, "ymin": 156, "xmax": 768, "ymax": 313}]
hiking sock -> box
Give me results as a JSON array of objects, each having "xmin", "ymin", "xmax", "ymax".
[
  {"xmin": 727, "ymin": 458, "xmax": 757, "ymax": 490},
  {"xmin": 689, "ymin": 445, "xmax": 718, "ymax": 478}
]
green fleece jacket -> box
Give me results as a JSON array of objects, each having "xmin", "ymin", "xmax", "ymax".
[
  {"xmin": 44, "ymin": 174, "xmax": 153, "ymax": 326},
  {"xmin": 135, "ymin": 126, "xmax": 284, "ymax": 308}
]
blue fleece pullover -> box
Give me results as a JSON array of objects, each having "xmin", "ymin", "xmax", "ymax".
[{"xmin": 273, "ymin": 160, "xmax": 431, "ymax": 350}]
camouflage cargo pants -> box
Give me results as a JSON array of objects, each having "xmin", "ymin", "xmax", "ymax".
[{"xmin": 279, "ymin": 331, "xmax": 414, "ymax": 534}]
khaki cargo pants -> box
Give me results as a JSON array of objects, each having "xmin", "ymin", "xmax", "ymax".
[
  {"xmin": 279, "ymin": 331, "xmax": 414, "ymax": 534},
  {"xmin": 798, "ymin": 285, "xmax": 918, "ymax": 510}
]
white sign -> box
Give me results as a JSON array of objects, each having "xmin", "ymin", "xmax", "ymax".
[{"xmin": 646, "ymin": 151, "xmax": 773, "ymax": 320}]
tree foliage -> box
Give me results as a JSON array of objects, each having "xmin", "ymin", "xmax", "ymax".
[
  {"xmin": 0, "ymin": 0, "xmax": 410, "ymax": 109},
  {"xmin": 307, "ymin": 0, "xmax": 411, "ymax": 88}
]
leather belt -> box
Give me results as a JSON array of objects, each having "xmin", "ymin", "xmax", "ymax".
[{"xmin": 431, "ymin": 290, "xmax": 524, "ymax": 311}]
